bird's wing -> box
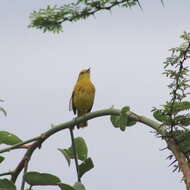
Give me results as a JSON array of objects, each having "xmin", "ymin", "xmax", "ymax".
[
  {"xmin": 69, "ymin": 90, "xmax": 76, "ymax": 114},
  {"xmin": 87, "ymin": 86, "xmax": 96, "ymax": 113},
  {"xmin": 87, "ymin": 104, "xmax": 93, "ymax": 113}
]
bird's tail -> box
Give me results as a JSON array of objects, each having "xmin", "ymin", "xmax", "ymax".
[{"xmin": 77, "ymin": 121, "xmax": 88, "ymax": 129}]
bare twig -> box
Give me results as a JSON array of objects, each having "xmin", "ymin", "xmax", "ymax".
[
  {"xmin": 69, "ymin": 128, "xmax": 81, "ymax": 182},
  {"xmin": 21, "ymin": 157, "xmax": 29, "ymax": 190},
  {"xmin": 161, "ymin": 0, "xmax": 165, "ymax": 7},
  {"xmin": 0, "ymin": 136, "xmax": 41, "ymax": 154},
  {"xmin": 0, "ymin": 171, "xmax": 13, "ymax": 177}
]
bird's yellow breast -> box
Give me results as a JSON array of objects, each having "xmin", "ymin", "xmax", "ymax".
[{"xmin": 73, "ymin": 80, "xmax": 95, "ymax": 116}]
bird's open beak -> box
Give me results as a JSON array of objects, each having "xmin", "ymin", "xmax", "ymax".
[{"xmin": 87, "ymin": 67, "xmax": 91, "ymax": 72}]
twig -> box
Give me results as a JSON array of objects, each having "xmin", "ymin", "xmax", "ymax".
[
  {"xmin": 168, "ymin": 42, "xmax": 190, "ymax": 132},
  {"xmin": 0, "ymin": 171, "xmax": 13, "ymax": 177},
  {"xmin": 11, "ymin": 140, "xmax": 43, "ymax": 183},
  {"xmin": 161, "ymin": 0, "xmax": 165, "ymax": 7},
  {"xmin": 137, "ymin": 0, "xmax": 143, "ymax": 11},
  {"xmin": 168, "ymin": 159, "xmax": 177, "ymax": 167},
  {"xmin": 21, "ymin": 157, "xmax": 29, "ymax": 190},
  {"xmin": 69, "ymin": 128, "xmax": 81, "ymax": 182},
  {"xmin": 0, "ymin": 136, "xmax": 41, "ymax": 154},
  {"xmin": 160, "ymin": 147, "xmax": 168, "ymax": 151},
  {"xmin": 33, "ymin": 0, "xmax": 140, "ymax": 26}
]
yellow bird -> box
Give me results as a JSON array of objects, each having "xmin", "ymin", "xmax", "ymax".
[{"xmin": 69, "ymin": 68, "xmax": 96, "ymax": 128}]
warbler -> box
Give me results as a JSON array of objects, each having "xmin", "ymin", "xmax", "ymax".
[{"xmin": 69, "ymin": 68, "xmax": 96, "ymax": 128}]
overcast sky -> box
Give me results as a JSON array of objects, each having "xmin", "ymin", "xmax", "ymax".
[{"xmin": 1, "ymin": 0, "xmax": 190, "ymax": 189}]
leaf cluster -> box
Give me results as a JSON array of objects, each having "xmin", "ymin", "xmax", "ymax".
[
  {"xmin": 163, "ymin": 32, "xmax": 190, "ymax": 102},
  {"xmin": 0, "ymin": 174, "xmax": 86, "ymax": 190},
  {"xmin": 153, "ymin": 32, "xmax": 190, "ymax": 173},
  {"xmin": 0, "ymin": 131, "xmax": 92, "ymax": 189},
  {"xmin": 29, "ymin": 0, "xmax": 139, "ymax": 33},
  {"xmin": 173, "ymin": 130, "xmax": 190, "ymax": 154},
  {"xmin": 153, "ymin": 32, "xmax": 190, "ymax": 130},
  {"xmin": 58, "ymin": 137, "xmax": 94, "ymax": 178},
  {"xmin": 153, "ymin": 101, "xmax": 190, "ymax": 126}
]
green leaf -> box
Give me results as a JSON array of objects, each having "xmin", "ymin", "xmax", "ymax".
[
  {"xmin": 110, "ymin": 115, "xmax": 121, "ymax": 128},
  {"xmin": 74, "ymin": 137, "xmax": 88, "ymax": 161},
  {"xmin": 167, "ymin": 130, "xmax": 190, "ymax": 154},
  {"xmin": 79, "ymin": 157, "xmax": 94, "ymax": 178},
  {"xmin": 164, "ymin": 101, "xmax": 190, "ymax": 114},
  {"xmin": 176, "ymin": 131, "xmax": 190, "ymax": 153},
  {"xmin": 58, "ymin": 182, "xmax": 86, "ymax": 190},
  {"xmin": 179, "ymin": 139, "xmax": 190, "ymax": 153},
  {"xmin": 60, "ymin": 137, "xmax": 88, "ymax": 163},
  {"xmin": 58, "ymin": 183, "xmax": 76, "ymax": 190},
  {"xmin": 121, "ymin": 106, "xmax": 130, "ymax": 114},
  {"xmin": 111, "ymin": 114, "xmax": 128, "ymax": 131},
  {"xmin": 73, "ymin": 182, "xmax": 86, "ymax": 190},
  {"xmin": 0, "ymin": 131, "xmax": 22, "ymax": 145},
  {"xmin": 119, "ymin": 114, "xmax": 128, "ymax": 131},
  {"xmin": 58, "ymin": 148, "xmax": 72, "ymax": 166},
  {"xmin": 121, "ymin": 107, "xmax": 136, "ymax": 127},
  {"xmin": 127, "ymin": 119, "xmax": 137, "ymax": 126},
  {"xmin": 0, "ymin": 179, "xmax": 16, "ymax": 190},
  {"xmin": 153, "ymin": 110, "xmax": 170, "ymax": 124},
  {"xmin": 25, "ymin": 171, "xmax": 61, "ymax": 186},
  {"xmin": 110, "ymin": 113, "xmax": 128, "ymax": 131},
  {"xmin": 175, "ymin": 115, "xmax": 190, "ymax": 126},
  {"xmin": 0, "ymin": 156, "xmax": 5, "ymax": 164},
  {"xmin": 111, "ymin": 106, "xmax": 136, "ymax": 130}
]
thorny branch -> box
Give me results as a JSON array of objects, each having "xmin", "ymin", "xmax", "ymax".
[{"xmin": 168, "ymin": 42, "xmax": 190, "ymax": 132}]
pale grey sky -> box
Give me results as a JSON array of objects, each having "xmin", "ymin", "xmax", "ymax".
[{"xmin": 0, "ymin": 0, "xmax": 190, "ymax": 189}]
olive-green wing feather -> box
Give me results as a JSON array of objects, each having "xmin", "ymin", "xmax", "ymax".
[
  {"xmin": 87, "ymin": 99, "xmax": 94, "ymax": 113},
  {"xmin": 87, "ymin": 87, "xmax": 95, "ymax": 113},
  {"xmin": 69, "ymin": 90, "xmax": 76, "ymax": 114}
]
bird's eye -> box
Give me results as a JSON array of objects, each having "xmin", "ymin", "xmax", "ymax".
[{"xmin": 80, "ymin": 72, "xmax": 84, "ymax": 75}]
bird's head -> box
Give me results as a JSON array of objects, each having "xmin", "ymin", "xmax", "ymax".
[{"xmin": 78, "ymin": 68, "xmax": 91, "ymax": 81}]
